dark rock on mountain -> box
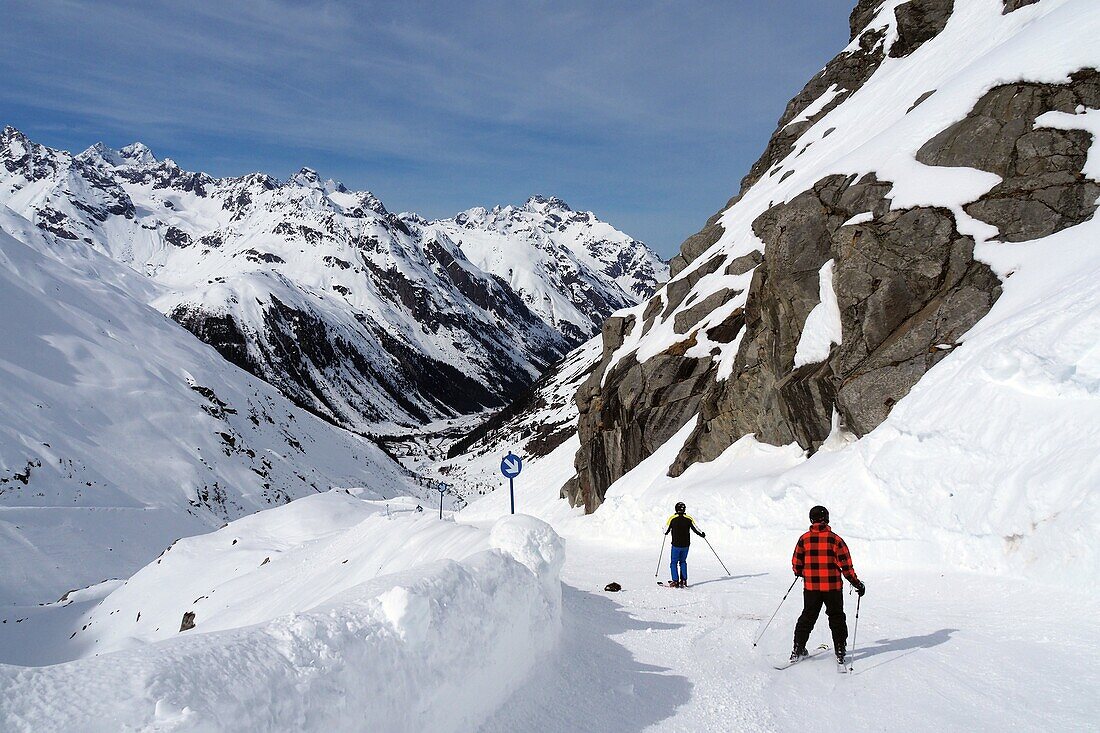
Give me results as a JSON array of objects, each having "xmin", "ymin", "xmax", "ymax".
[
  {"xmin": 890, "ymin": 1, "xmax": 954, "ymax": 59},
  {"xmin": 669, "ymin": 0, "xmax": 894, "ymax": 277},
  {"xmin": 671, "ymin": 174, "xmax": 1001, "ymax": 476},
  {"xmin": 562, "ymin": 313, "xmax": 716, "ymax": 510},
  {"xmin": 1003, "ymin": 0, "xmax": 1041, "ymax": 13},
  {"xmin": 917, "ymin": 69, "xmax": 1100, "ymax": 242},
  {"xmin": 564, "ymin": 2, "xmax": 1100, "ymax": 512}
]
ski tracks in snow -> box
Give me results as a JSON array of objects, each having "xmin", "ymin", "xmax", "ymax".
[{"xmin": 482, "ymin": 541, "xmax": 1098, "ymax": 732}]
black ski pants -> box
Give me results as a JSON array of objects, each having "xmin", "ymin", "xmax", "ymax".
[{"xmin": 793, "ymin": 589, "xmax": 847, "ymax": 651}]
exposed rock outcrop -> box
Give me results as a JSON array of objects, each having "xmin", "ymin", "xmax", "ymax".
[
  {"xmin": 917, "ymin": 69, "xmax": 1100, "ymax": 242},
  {"xmin": 564, "ymin": 2, "xmax": 1100, "ymax": 512},
  {"xmin": 563, "ymin": 314, "xmax": 716, "ymax": 510},
  {"xmin": 670, "ymin": 174, "xmax": 1001, "ymax": 475},
  {"xmin": 890, "ymin": 1, "xmax": 954, "ymax": 59}
]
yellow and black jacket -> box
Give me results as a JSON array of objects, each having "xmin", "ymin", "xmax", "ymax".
[{"xmin": 665, "ymin": 512, "xmax": 704, "ymax": 548}]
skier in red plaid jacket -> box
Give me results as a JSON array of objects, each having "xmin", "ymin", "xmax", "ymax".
[{"xmin": 790, "ymin": 505, "xmax": 866, "ymax": 664}]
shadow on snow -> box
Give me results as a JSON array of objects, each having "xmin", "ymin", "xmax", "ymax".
[
  {"xmin": 479, "ymin": 584, "xmax": 691, "ymax": 732},
  {"xmin": 852, "ymin": 628, "xmax": 958, "ymax": 674},
  {"xmin": 689, "ymin": 572, "xmax": 768, "ymax": 588}
]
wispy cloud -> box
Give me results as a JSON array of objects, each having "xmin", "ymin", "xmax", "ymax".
[{"xmin": 1, "ymin": 0, "xmax": 854, "ymax": 254}]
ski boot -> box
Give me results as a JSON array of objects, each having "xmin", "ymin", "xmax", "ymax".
[
  {"xmin": 835, "ymin": 646, "xmax": 847, "ymax": 666},
  {"xmin": 789, "ymin": 645, "xmax": 809, "ymax": 664}
]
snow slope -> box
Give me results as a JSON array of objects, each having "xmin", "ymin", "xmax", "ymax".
[
  {"xmin": 0, "ymin": 492, "xmax": 565, "ymax": 732},
  {"xmin": 453, "ymin": 0, "xmax": 1100, "ymax": 582},
  {"xmin": 0, "ymin": 128, "xmax": 665, "ymax": 432},
  {"xmin": 0, "ymin": 208, "xmax": 416, "ymax": 607}
]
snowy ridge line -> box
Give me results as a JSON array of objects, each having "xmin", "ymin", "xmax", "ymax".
[
  {"xmin": 0, "ymin": 496, "xmax": 565, "ymax": 733},
  {"xmin": 0, "ymin": 125, "xmax": 666, "ymax": 432}
]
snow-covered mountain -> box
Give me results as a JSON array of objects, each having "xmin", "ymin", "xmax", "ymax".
[
  {"xmin": 446, "ymin": 0, "xmax": 1100, "ymax": 582},
  {"xmin": 421, "ymin": 196, "xmax": 667, "ymax": 344},
  {"xmin": 0, "ymin": 128, "xmax": 665, "ymax": 433},
  {"xmin": 0, "ymin": 207, "xmax": 420, "ymax": 607}
]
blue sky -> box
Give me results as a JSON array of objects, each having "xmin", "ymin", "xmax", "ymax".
[{"xmin": 1, "ymin": 0, "xmax": 854, "ymax": 257}]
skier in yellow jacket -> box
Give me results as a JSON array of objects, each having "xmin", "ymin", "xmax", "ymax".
[{"xmin": 665, "ymin": 502, "xmax": 705, "ymax": 587}]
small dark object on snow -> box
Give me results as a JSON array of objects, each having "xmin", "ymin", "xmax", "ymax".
[
  {"xmin": 260, "ymin": 557, "xmax": 270, "ymax": 566},
  {"xmin": 180, "ymin": 611, "xmax": 196, "ymax": 632},
  {"xmin": 604, "ymin": 582, "xmax": 622, "ymax": 592}
]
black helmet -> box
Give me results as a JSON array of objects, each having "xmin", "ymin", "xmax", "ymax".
[
  {"xmin": 675, "ymin": 502, "xmax": 686, "ymax": 513},
  {"xmin": 809, "ymin": 505, "xmax": 829, "ymax": 524}
]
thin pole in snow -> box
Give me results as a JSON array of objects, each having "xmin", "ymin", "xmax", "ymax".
[
  {"xmin": 655, "ymin": 534, "xmax": 667, "ymax": 577},
  {"xmin": 849, "ymin": 594, "xmax": 862, "ymax": 672},
  {"xmin": 702, "ymin": 535, "xmax": 731, "ymax": 575},
  {"xmin": 753, "ymin": 577, "xmax": 799, "ymax": 648}
]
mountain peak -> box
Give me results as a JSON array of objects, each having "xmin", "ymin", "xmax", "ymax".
[
  {"xmin": 0, "ymin": 126, "xmax": 34, "ymax": 163},
  {"xmin": 79, "ymin": 141, "xmax": 126, "ymax": 167},
  {"xmin": 119, "ymin": 142, "xmax": 157, "ymax": 166},
  {"xmin": 2, "ymin": 125, "xmax": 27, "ymax": 141},
  {"xmin": 289, "ymin": 167, "xmax": 322, "ymax": 187},
  {"xmin": 524, "ymin": 194, "xmax": 572, "ymax": 213}
]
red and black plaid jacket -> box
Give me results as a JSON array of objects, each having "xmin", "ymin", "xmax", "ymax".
[{"xmin": 792, "ymin": 523, "xmax": 859, "ymax": 592}]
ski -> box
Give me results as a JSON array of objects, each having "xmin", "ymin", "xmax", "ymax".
[
  {"xmin": 657, "ymin": 581, "xmax": 687, "ymax": 588},
  {"xmin": 771, "ymin": 644, "xmax": 830, "ymax": 670}
]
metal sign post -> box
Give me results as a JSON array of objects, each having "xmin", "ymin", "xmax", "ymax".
[
  {"xmin": 437, "ymin": 482, "xmax": 448, "ymax": 519},
  {"xmin": 499, "ymin": 451, "xmax": 523, "ymax": 515}
]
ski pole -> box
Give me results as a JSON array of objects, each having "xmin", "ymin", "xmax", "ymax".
[
  {"xmin": 654, "ymin": 534, "xmax": 667, "ymax": 577},
  {"xmin": 849, "ymin": 594, "xmax": 861, "ymax": 672},
  {"xmin": 702, "ymin": 535, "xmax": 731, "ymax": 575},
  {"xmin": 753, "ymin": 577, "xmax": 799, "ymax": 648}
]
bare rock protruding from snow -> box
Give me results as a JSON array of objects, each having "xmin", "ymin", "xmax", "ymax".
[
  {"xmin": 890, "ymin": 0, "xmax": 955, "ymax": 59},
  {"xmin": 917, "ymin": 69, "xmax": 1100, "ymax": 241},
  {"xmin": 1003, "ymin": 0, "xmax": 1041, "ymax": 13},
  {"xmin": 564, "ymin": 0, "xmax": 1100, "ymax": 510},
  {"xmin": 670, "ymin": 174, "xmax": 1001, "ymax": 475},
  {"xmin": 668, "ymin": 0, "xmax": 900, "ymax": 277}
]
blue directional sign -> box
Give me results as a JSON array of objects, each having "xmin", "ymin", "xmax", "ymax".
[
  {"xmin": 501, "ymin": 451, "xmax": 522, "ymax": 515},
  {"xmin": 500, "ymin": 452, "xmax": 523, "ymax": 479}
]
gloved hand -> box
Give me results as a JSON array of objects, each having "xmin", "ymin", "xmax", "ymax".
[
  {"xmin": 854, "ymin": 580, "xmax": 866, "ymax": 597},
  {"xmin": 794, "ymin": 570, "xmax": 803, "ymax": 578},
  {"xmin": 700, "ymin": 531, "xmax": 706, "ymax": 538}
]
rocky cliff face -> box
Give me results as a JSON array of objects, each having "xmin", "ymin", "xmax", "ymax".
[
  {"xmin": 564, "ymin": 0, "xmax": 1100, "ymax": 511},
  {"xmin": 0, "ymin": 129, "xmax": 664, "ymax": 433}
]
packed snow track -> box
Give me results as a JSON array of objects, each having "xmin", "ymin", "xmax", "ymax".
[{"xmin": 482, "ymin": 541, "xmax": 1097, "ymax": 732}]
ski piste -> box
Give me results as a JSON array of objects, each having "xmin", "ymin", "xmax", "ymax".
[{"xmin": 771, "ymin": 644, "xmax": 831, "ymax": 670}]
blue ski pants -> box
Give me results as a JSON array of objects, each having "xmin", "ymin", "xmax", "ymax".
[{"xmin": 670, "ymin": 545, "xmax": 689, "ymax": 583}]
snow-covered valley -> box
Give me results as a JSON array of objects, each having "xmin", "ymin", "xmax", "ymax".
[{"xmin": 0, "ymin": 128, "xmax": 666, "ymax": 433}]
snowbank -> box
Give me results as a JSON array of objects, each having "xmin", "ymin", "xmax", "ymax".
[{"xmin": 0, "ymin": 493, "xmax": 564, "ymax": 732}]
